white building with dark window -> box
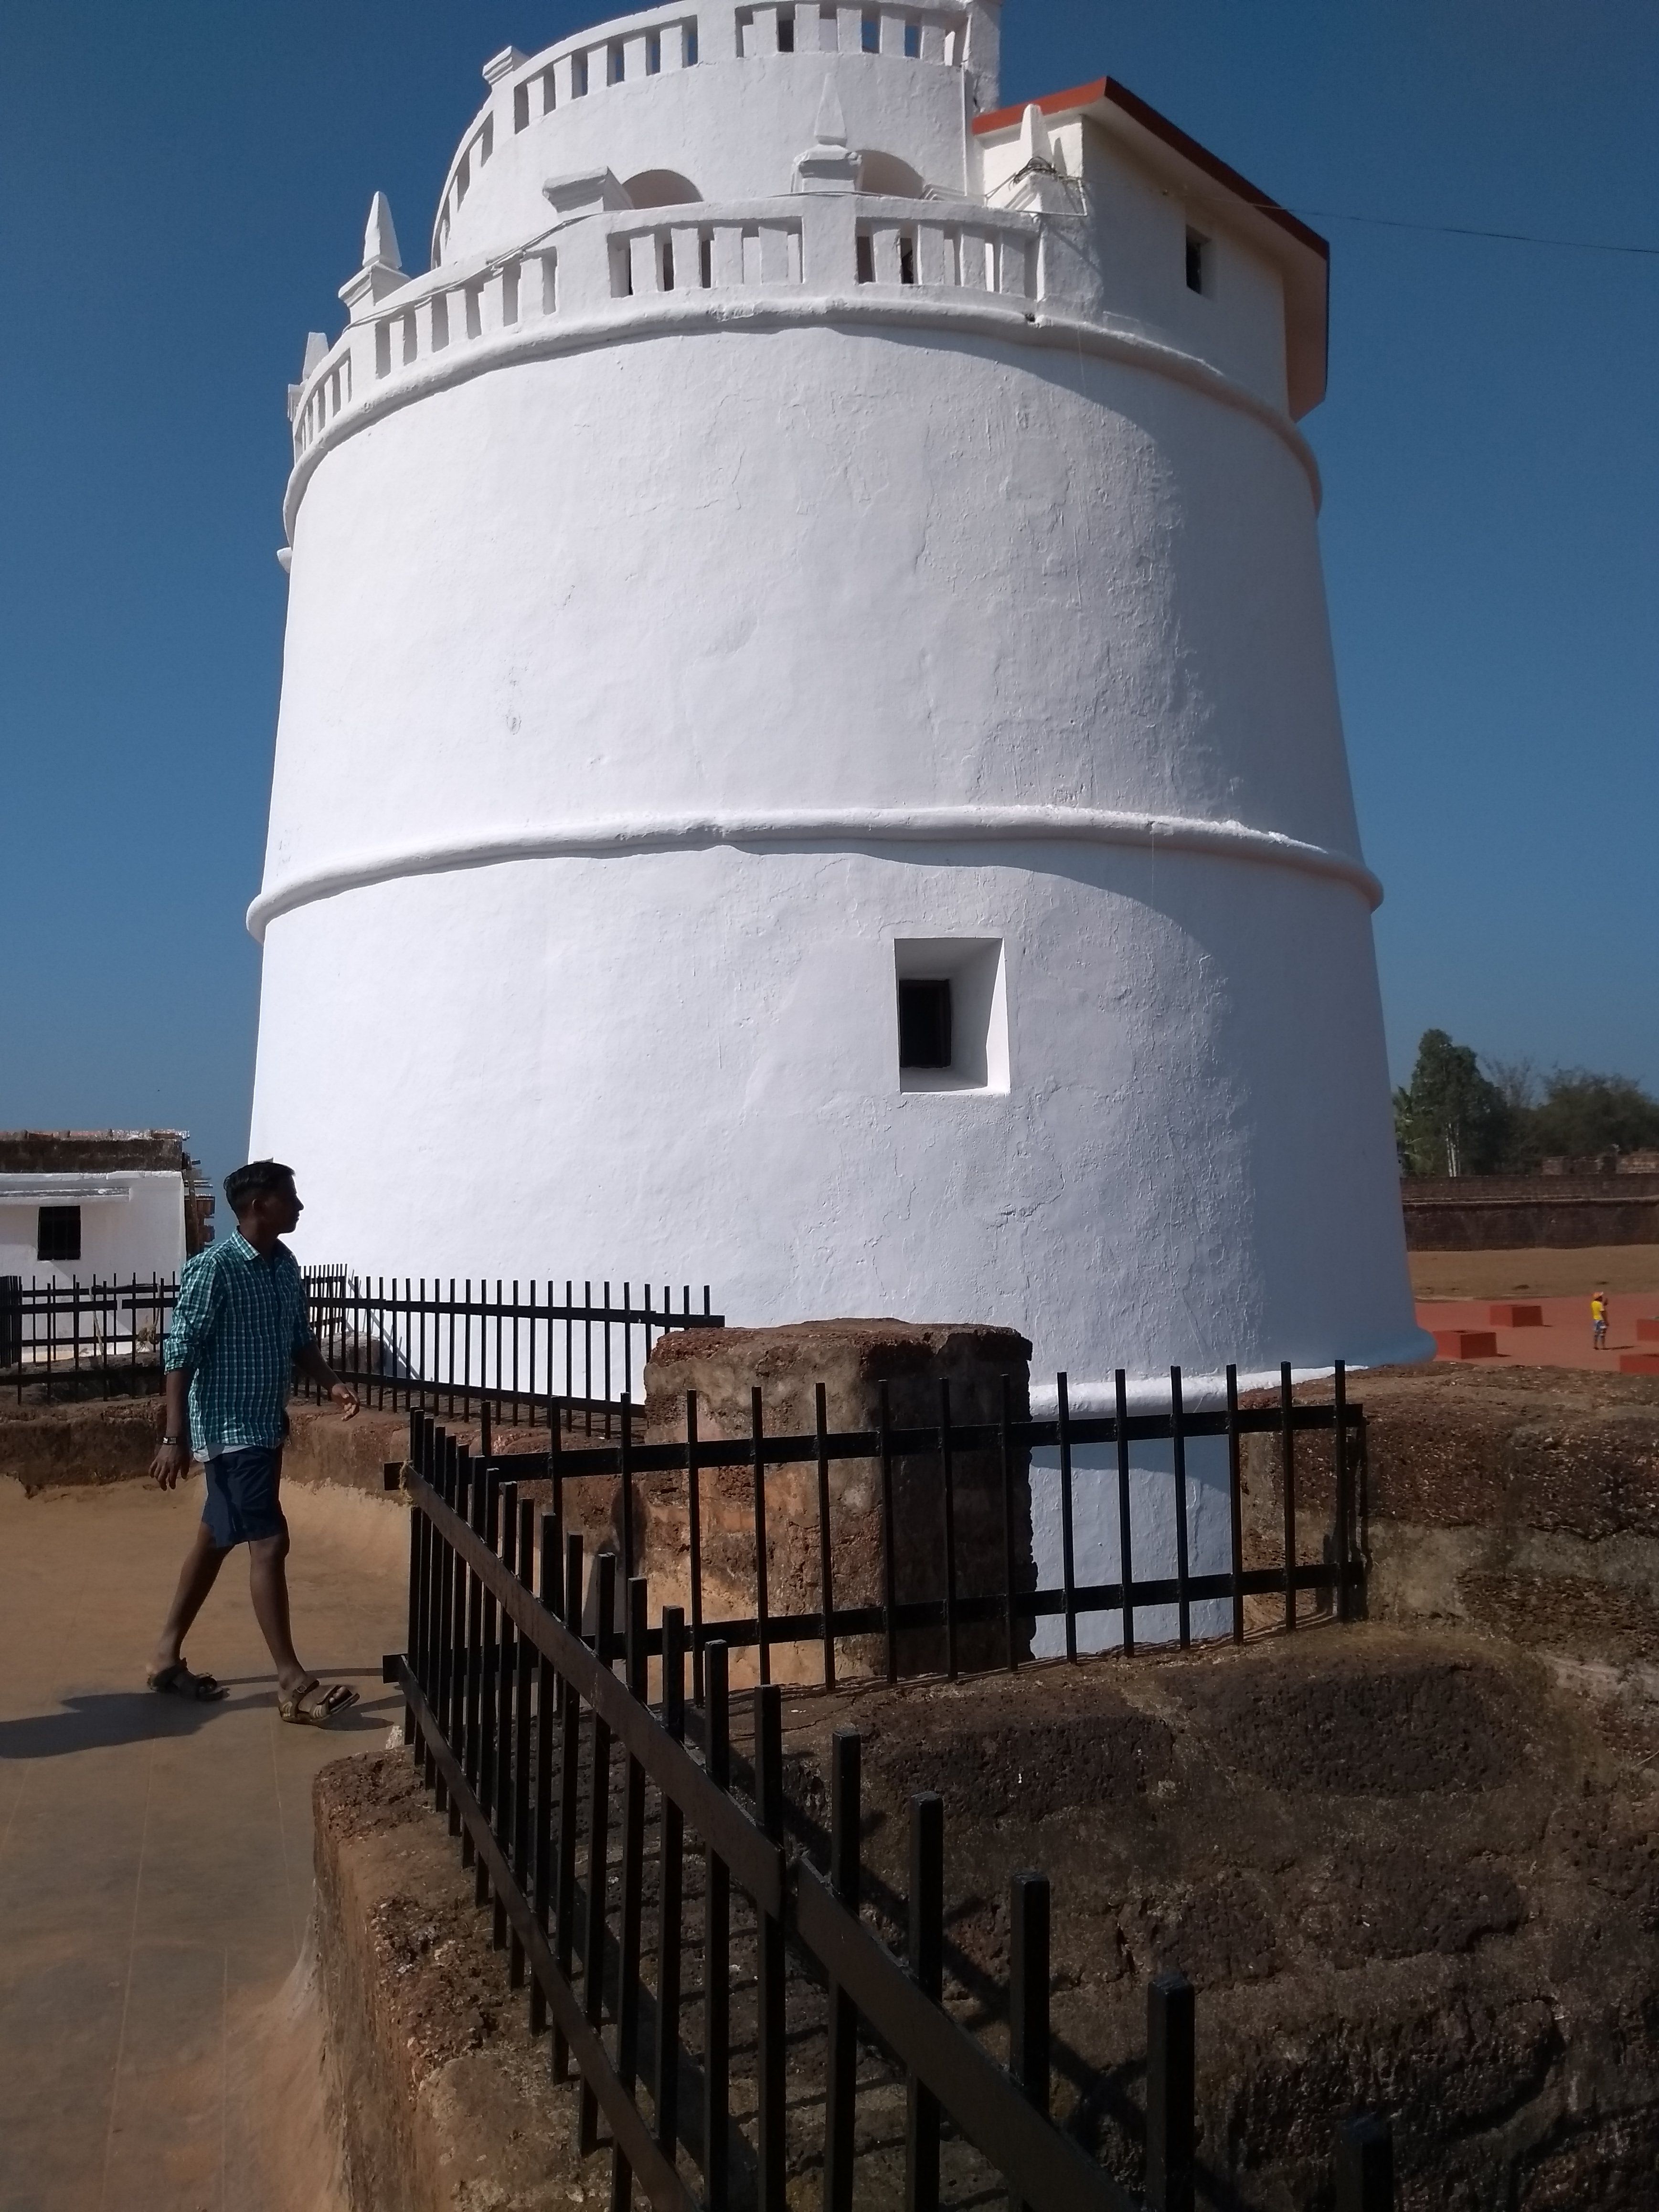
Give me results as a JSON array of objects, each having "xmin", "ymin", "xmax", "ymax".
[
  {"xmin": 0, "ymin": 1132, "xmax": 212, "ymax": 1289},
  {"xmin": 249, "ymin": 2, "xmax": 1428, "ymax": 1409}
]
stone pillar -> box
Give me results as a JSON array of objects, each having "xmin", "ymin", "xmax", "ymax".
[{"xmin": 630, "ymin": 1320, "xmax": 1033, "ymax": 1684}]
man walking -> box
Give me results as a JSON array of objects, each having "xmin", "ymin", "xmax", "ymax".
[
  {"xmin": 1592, "ymin": 1288, "xmax": 1609, "ymax": 1353},
  {"xmin": 148, "ymin": 1158, "xmax": 362, "ymax": 1724}
]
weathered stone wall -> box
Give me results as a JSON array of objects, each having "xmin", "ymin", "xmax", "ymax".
[
  {"xmin": 1403, "ymin": 1173, "xmax": 1659, "ymax": 1249},
  {"xmin": 1241, "ymin": 1365, "xmax": 1659, "ymax": 1716},
  {"xmin": 634, "ymin": 1320, "xmax": 1033, "ymax": 1684}
]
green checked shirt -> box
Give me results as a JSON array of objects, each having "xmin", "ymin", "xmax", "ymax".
[{"xmin": 163, "ymin": 1232, "xmax": 315, "ymax": 1455}]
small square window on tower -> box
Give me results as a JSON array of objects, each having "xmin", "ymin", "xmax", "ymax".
[
  {"xmin": 894, "ymin": 939, "xmax": 1009, "ymax": 1094},
  {"xmin": 1185, "ymin": 228, "xmax": 1209, "ymax": 295},
  {"xmin": 37, "ymin": 1205, "xmax": 81, "ymax": 1263}
]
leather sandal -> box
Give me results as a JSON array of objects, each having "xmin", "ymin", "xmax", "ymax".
[{"xmin": 277, "ymin": 1678, "xmax": 359, "ymax": 1727}]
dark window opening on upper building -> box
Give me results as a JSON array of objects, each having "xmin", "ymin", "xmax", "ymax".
[
  {"xmin": 1185, "ymin": 229, "xmax": 1209, "ymax": 295},
  {"xmin": 37, "ymin": 1206, "xmax": 81, "ymax": 1263},
  {"xmin": 898, "ymin": 979, "xmax": 953, "ymax": 1070}
]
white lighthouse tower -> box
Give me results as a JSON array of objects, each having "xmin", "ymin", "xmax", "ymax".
[{"xmin": 250, "ymin": 2, "xmax": 1428, "ymax": 1406}]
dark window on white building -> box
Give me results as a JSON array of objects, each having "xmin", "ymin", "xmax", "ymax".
[
  {"xmin": 1185, "ymin": 228, "xmax": 1209, "ymax": 294},
  {"xmin": 897, "ymin": 979, "xmax": 953, "ymax": 1070},
  {"xmin": 37, "ymin": 1206, "xmax": 81, "ymax": 1263}
]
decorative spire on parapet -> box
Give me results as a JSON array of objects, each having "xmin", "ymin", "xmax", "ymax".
[
  {"xmin": 792, "ymin": 77, "xmax": 861, "ymax": 194},
  {"xmin": 286, "ymin": 330, "xmax": 330, "ymax": 424},
  {"xmin": 987, "ymin": 104, "xmax": 1070, "ymax": 213},
  {"xmin": 339, "ymin": 193, "xmax": 407, "ymax": 322}
]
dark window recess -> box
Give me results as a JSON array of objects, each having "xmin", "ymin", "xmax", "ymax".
[
  {"xmin": 699, "ymin": 234, "xmax": 713, "ymax": 286},
  {"xmin": 37, "ymin": 1206, "xmax": 81, "ymax": 1264},
  {"xmin": 855, "ymin": 232, "xmax": 875, "ymax": 283},
  {"xmin": 1185, "ymin": 229, "xmax": 1208, "ymax": 294},
  {"xmin": 777, "ymin": 10, "xmax": 795, "ymax": 50},
  {"xmin": 685, "ymin": 23, "xmax": 698, "ymax": 63},
  {"xmin": 861, "ymin": 12, "xmax": 880, "ymax": 52},
  {"xmin": 898, "ymin": 979, "xmax": 953, "ymax": 1069},
  {"xmin": 898, "ymin": 234, "xmax": 916, "ymax": 284},
  {"xmin": 904, "ymin": 19, "xmax": 921, "ymax": 56},
  {"xmin": 662, "ymin": 238, "xmax": 675, "ymax": 289}
]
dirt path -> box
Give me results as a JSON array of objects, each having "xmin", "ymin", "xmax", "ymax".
[
  {"xmin": 0, "ymin": 1476, "xmax": 406, "ymax": 2212},
  {"xmin": 1409, "ymin": 1243, "xmax": 1659, "ymax": 1299}
]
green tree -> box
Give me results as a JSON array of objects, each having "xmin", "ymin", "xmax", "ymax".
[
  {"xmin": 1395, "ymin": 1029, "xmax": 1509, "ymax": 1178},
  {"xmin": 1520, "ymin": 1071, "xmax": 1659, "ymax": 1162}
]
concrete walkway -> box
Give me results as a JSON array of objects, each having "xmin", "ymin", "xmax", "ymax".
[{"xmin": 0, "ymin": 1475, "xmax": 405, "ymax": 2212}]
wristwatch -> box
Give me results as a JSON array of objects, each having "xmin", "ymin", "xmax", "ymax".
[{"xmin": 161, "ymin": 1435, "xmax": 187, "ymax": 1448}]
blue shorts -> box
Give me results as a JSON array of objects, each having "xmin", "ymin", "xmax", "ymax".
[{"xmin": 201, "ymin": 1446, "xmax": 287, "ymax": 1549}]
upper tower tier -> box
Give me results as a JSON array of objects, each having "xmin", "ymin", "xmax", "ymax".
[
  {"xmin": 282, "ymin": 4, "xmax": 1329, "ymax": 554},
  {"xmin": 432, "ymin": 0, "xmax": 1003, "ymax": 266}
]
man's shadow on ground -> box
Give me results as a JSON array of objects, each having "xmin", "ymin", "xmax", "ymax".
[{"xmin": 0, "ymin": 1672, "xmax": 393, "ymax": 1760}]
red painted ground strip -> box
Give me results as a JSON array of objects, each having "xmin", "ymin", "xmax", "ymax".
[{"xmin": 1417, "ymin": 1294, "xmax": 1659, "ymax": 1372}]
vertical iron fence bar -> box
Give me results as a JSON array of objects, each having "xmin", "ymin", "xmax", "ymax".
[
  {"xmin": 1000, "ymin": 1375, "xmax": 1019, "ymax": 1673},
  {"xmin": 479, "ymin": 1471, "xmax": 504, "ymax": 1915},
  {"xmin": 939, "ymin": 1380, "xmax": 959, "ymax": 1683},
  {"xmin": 755, "ymin": 1682, "xmax": 787, "ymax": 2212},
  {"xmin": 620, "ymin": 1394, "xmax": 635, "ymax": 1582},
  {"xmin": 1333, "ymin": 1360, "xmax": 1351, "ymax": 1623},
  {"xmin": 1008, "ymin": 1871, "xmax": 1050, "ymax": 2212},
  {"xmin": 822, "ymin": 1728, "xmax": 861, "ymax": 2212},
  {"xmin": 1280, "ymin": 1361, "xmax": 1297, "ymax": 1631},
  {"xmin": 1146, "ymin": 1971, "xmax": 1196, "ymax": 2212},
  {"xmin": 444, "ymin": 1437, "xmax": 466, "ymax": 1829},
  {"xmin": 511, "ymin": 1496, "xmax": 535, "ymax": 1987},
  {"xmin": 904, "ymin": 1792, "xmax": 944, "ymax": 2212},
  {"xmin": 609, "ymin": 1576, "xmax": 650, "ymax": 2212},
  {"xmin": 577, "ymin": 1551, "xmax": 617, "ymax": 2158},
  {"xmin": 622, "ymin": 1280, "xmax": 632, "ymax": 1430},
  {"xmin": 1226, "ymin": 1365, "xmax": 1244, "ymax": 1645},
  {"xmin": 1335, "ymin": 2113, "xmax": 1394, "ymax": 2212},
  {"xmin": 686, "ymin": 1391, "xmax": 704, "ymax": 1705},
  {"xmin": 405, "ymin": 1442, "xmax": 425, "ymax": 1764},
  {"xmin": 1115, "ymin": 1368, "xmax": 1135, "ymax": 1658},
  {"xmin": 531, "ymin": 1509, "xmax": 560, "ymax": 2037},
  {"xmin": 815, "ymin": 1382, "xmax": 835, "ymax": 1690},
  {"xmin": 462, "ymin": 1456, "xmax": 486, "ymax": 1861},
  {"xmin": 447, "ymin": 1277, "xmax": 456, "ymax": 1418},
  {"xmin": 1170, "ymin": 1368, "xmax": 1191, "ymax": 1649},
  {"xmin": 654, "ymin": 1606, "xmax": 687, "ymax": 2159},
  {"xmin": 752, "ymin": 1385, "xmax": 772, "ymax": 1687},
  {"xmin": 553, "ymin": 1531, "xmax": 585, "ymax": 2084},
  {"xmin": 702, "ymin": 1641, "xmax": 731, "ymax": 2208},
  {"xmin": 879, "ymin": 1378, "xmax": 898, "ymax": 1685},
  {"xmin": 1057, "ymin": 1372, "xmax": 1077, "ymax": 1663},
  {"xmin": 495, "ymin": 1484, "xmax": 519, "ymax": 1889},
  {"xmin": 603, "ymin": 1282, "xmax": 613, "ymax": 1432}
]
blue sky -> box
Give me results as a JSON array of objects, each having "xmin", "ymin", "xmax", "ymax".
[{"xmin": 1, "ymin": 0, "xmax": 1654, "ymax": 1197}]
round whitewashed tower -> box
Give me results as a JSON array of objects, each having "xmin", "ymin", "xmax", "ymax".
[{"xmin": 250, "ymin": 2, "xmax": 1429, "ymax": 1419}]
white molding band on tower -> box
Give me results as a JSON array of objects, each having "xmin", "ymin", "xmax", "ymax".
[
  {"xmin": 280, "ymin": 287, "xmax": 1323, "ymax": 547},
  {"xmin": 245, "ymin": 805, "xmax": 1382, "ymax": 941}
]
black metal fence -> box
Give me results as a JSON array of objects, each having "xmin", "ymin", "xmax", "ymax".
[
  {"xmin": 1, "ymin": 1268, "xmax": 721, "ymax": 1427},
  {"xmin": 299, "ymin": 1272, "xmax": 723, "ymax": 1431},
  {"xmin": 456, "ymin": 1361, "xmax": 1367, "ymax": 1685},
  {"xmin": 1, "ymin": 1275, "xmax": 178, "ymax": 1402},
  {"xmin": 385, "ymin": 1413, "xmax": 1397, "ymax": 2210}
]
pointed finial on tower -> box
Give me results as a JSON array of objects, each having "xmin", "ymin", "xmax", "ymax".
[
  {"xmin": 793, "ymin": 69, "xmax": 861, "ymax": 193},
  {"xmin": 1017, "ymin": 102, "xmax": 1053, "ymax": 172},
  {"xmin": 301, "ymin": 330, "xmax": 330, "ymax": 378},
  {"xmin": 363, "ymin": 191, "xmax": 402, "ymax": 274},
  {"xmin": 813, "ymin": 75, "xmax": 848, "ymax": 148},
  {"xmin": 340, "ymin": 192, "xmax": 409, "ymax": 321}
]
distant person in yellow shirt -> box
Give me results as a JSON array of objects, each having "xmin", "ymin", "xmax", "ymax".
[{"xmin": 1591, "ymin": 1290, "xmax": 1608, "ymax": 1351}]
